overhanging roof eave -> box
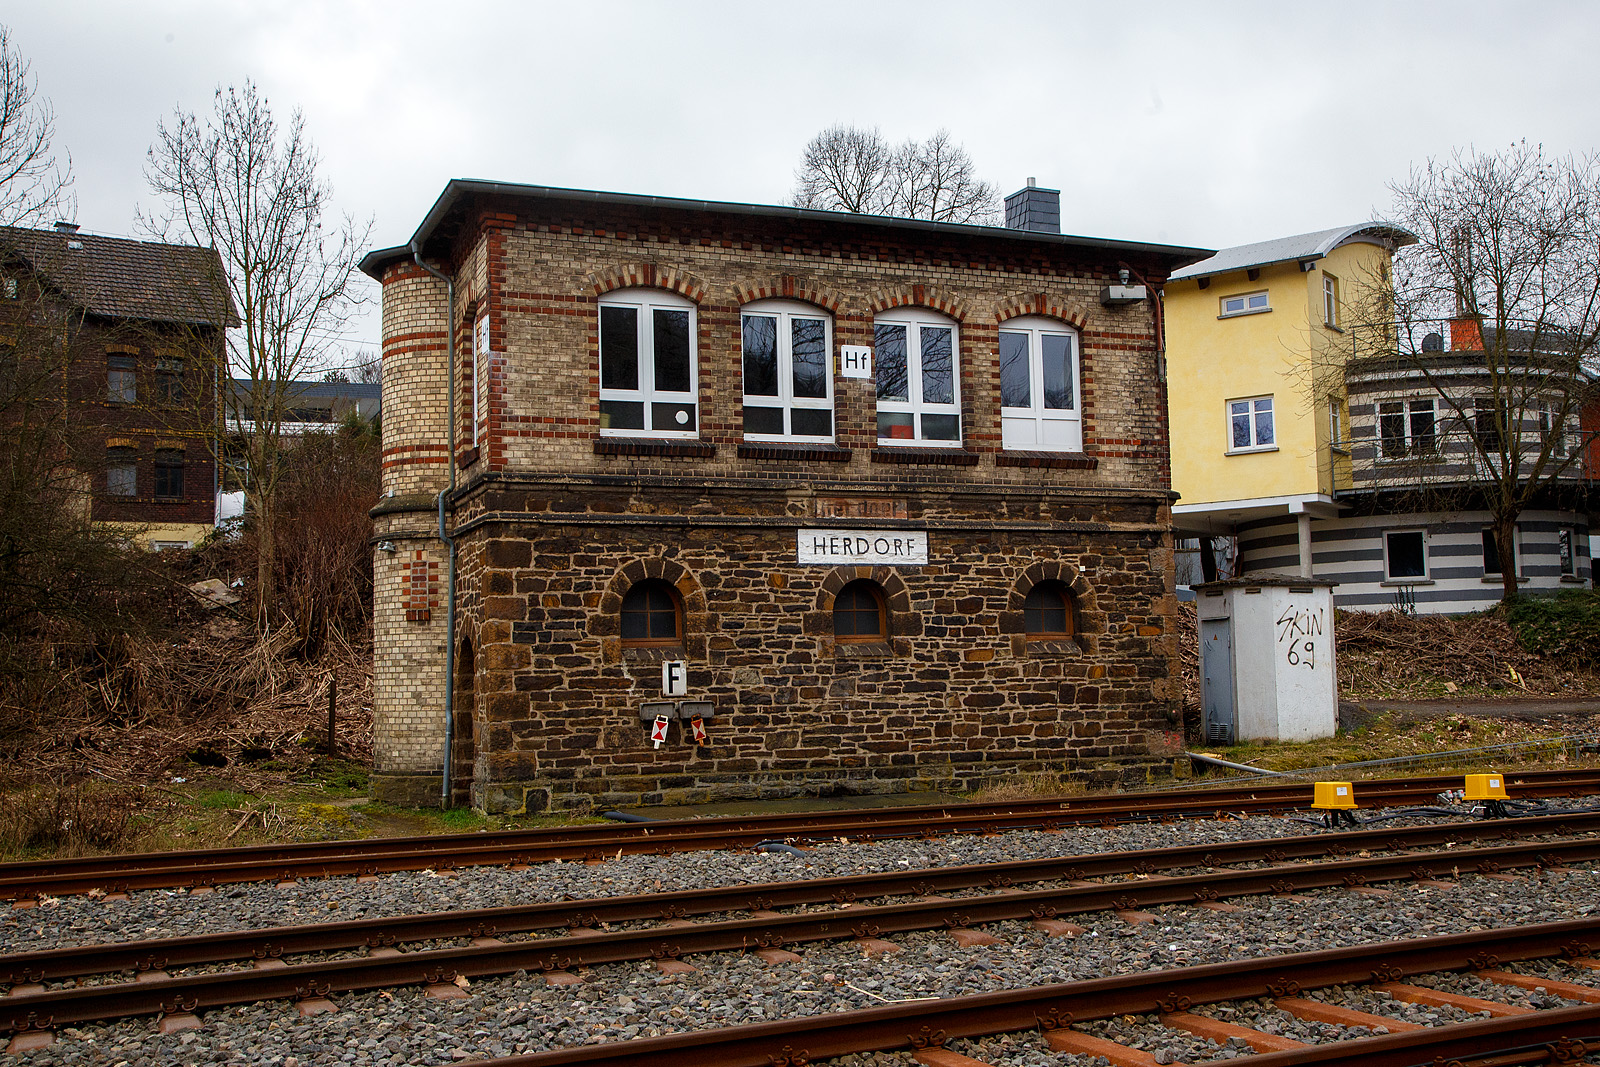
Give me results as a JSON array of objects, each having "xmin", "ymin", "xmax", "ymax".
[{"xmin": 360, "ymin": 179, "xmax": 1215, "ymax": 279}]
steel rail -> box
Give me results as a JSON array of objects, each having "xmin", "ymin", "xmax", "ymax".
[
  {"xmin": 2, "ymin": 769, "xmax": 1597, "ymax": 900},
  {"xmin": 352, "ymin": 918, "xmax": 1600, "ymax": 1067},
  {"xmin": 4, "ymin": 809, "xmax": 1598, "ymax": 986},
  {"xmin": 4, "ymin": 834, "xmax": 1600, "ymax": 1033}
]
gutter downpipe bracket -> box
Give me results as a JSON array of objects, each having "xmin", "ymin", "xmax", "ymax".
[{"xmin": 412, "ymin": 243, "xmax": 458, "ymax": 808}]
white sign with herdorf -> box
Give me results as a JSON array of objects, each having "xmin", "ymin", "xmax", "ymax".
[{"xmin": 797, "ymin": 529, "xmax": 928, "ymax": 565}]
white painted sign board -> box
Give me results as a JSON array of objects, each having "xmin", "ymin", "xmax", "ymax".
[
  {"xmin": 839, "ymin": 345, "xmax": 873, "ymax": 379},
  {"xmin": 797, "ymin": 529, "xmax": 928, "ymax": 566},
  {"xmin": 661, "ymin": 660, "xmax": 687, "ymax": 697}
]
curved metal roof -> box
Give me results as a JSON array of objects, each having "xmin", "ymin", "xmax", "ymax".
[{"xmin": 1169, "ymin": 223, "xmax": 1416, "ymax": 282}]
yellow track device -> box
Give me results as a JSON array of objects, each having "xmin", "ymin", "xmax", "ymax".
[
  {"xmin": 1464, "ymin": 773, "xmax": 1508, "ymax": 801},
  {"xmin": 1313, "ymin": 781, "xmax": 1357, "ymax": 810}
]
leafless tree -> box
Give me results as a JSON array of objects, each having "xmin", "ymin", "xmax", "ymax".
[
  {"xmin": 792, "ymin": 125, "xmax": 1001, "ymax": 225},
  {"xmin": 142, "ymin": 82, "xmax": 372, "ymax": 629},
  {"xmin": 1344, "ymin": 142, "xmax": 1600, "ymax": 601},
  {"xmin": 792, "ymin": 124, "xmax": 895, "ymax": 215},
  {"xmin": 0, "ymin": 24, "xmax": 72, "ymax": 227}
]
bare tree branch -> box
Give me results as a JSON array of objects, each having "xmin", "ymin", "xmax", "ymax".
[
  {"xmin": 1338, "ymin": 142, "xmax": 1600, "ymax": 602},
  {"xmin": 140, "ymin": 82, "xmax": 373, "ymax": 629},
  {"xmin": 791, "ymin": 125, "xmax": 1001, "ymax": 225},
  {"xmin": 0, "ymin": 23, "xmax": 73, "ymax": 227}
]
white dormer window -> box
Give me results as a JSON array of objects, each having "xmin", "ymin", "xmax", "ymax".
[{"xmin": 1220, "ymin": 291, "xmax": 1270, "ymax": 318}]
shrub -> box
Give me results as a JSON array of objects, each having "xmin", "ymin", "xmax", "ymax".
[{"xmin": 1503, "ymin": 591, "xmax": 1600, "ymax": 668}]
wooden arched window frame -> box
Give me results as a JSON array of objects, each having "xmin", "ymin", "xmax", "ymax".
[
  {"xmin": 833, "ymin": 580, "xmax": 888, "ymax": 644},
  {"xmin": 620, "ymin": 579, "xmax": 683, "ymax": 648},
  {"xmin": 1023, "ymin": 581, "xmax": 1074, "ymax": 640}
]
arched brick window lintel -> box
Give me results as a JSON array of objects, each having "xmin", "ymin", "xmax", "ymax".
[
  {"xmin": 994, "ymin": 295, "xmax": 1091, "ymax": 331},
  {"xmin": 866, "ymin": 285, "xmax": 968, "ymax": 322},
  {"xmin": 731, "ymin": 276, "xmax": 843, "ymax": 313},
  {"xmin": 586, "ymin": 263, "xmax": 708, "ymax": 303}
]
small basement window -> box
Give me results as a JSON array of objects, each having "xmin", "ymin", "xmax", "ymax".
[
  {"xmin": 834, "ymin": 580, "xmax": 888, "ymax": 644},
  {"xmin": 620, "ymin": 579, "xmax": 683, "ymax": 648},
  {"xmin": 1023, "ymin": 581, "xmax": 1074, "ymax": 640}
]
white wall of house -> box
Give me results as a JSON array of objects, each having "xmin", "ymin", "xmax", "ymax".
[{"xmin": 1237, "ymin": 509, "xmax": 1590, "ymax": 613}]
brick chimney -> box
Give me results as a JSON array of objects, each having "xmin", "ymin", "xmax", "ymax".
[
  {"xmin": 1004, "ymin": 179, "xmax": 1060, "ymax": 234},
  {"xmin": 1449, "ymin": 316, "xmax": 1483, "ymax": 351}
]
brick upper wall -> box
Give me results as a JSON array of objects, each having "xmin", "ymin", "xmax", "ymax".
[{"xmin": 382, "ymin": 199, "xmax": 1175, "ymax": 498}]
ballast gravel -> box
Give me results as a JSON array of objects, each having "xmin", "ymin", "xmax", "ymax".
[{"xmin": 1, "ymin": 811, "xmax": 1597, "ymax": 1066}]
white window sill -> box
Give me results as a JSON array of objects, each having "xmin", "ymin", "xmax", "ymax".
[
  {"xmin": 1218, "ymin": 308, "xmax": 1272, "ymax": 319},
  {"xmin": 1481, "ymin": 576, "xmax": 1530, "ymax": 584},
  {"xmin": 1381, "ymin": 578, "xmax": 1433, "ymax": 586},
  {"xmin": 876, "ymin": 439, "xmax": 961, "ymax": 448},
  {"xmin": 743, "ymin": 436, "xmax": 837, "ymax": 445},
  {"xmin": 599, "ymin": 429, "xmax": 700, "ymax": 440},
  {"xmin": 1225, "ymin": 445, "xmax": 1279, "ymax": 455}
]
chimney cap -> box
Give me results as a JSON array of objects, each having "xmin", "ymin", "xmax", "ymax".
[{"xmin": 53, "ymin": 221, "xmax": 79, "ymax": 234}]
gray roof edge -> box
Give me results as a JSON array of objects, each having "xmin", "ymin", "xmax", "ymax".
[
  {"xmin": 1170, "ymin": 223, "xmax": 1418, "ymax": 282},
  {"xmin": 361, "ymin": 179, "xmax": 1215, "ymax": 279}
]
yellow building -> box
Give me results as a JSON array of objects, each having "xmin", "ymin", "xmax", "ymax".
[{"xmin": 1164, "ymin": 225, "xmax": 1413, "ymax": 578}]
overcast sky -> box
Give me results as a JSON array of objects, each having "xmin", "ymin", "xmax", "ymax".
[{"xmin": 8, "ymin": 1, "xmax": 1600, "ymax": 366}]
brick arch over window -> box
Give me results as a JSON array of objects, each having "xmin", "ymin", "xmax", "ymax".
[
  {"xmin": 994, "ymin": 294, "xmax": 1091, "ymax": 330},
  {"xmin": 731, "ymin": 276, "xmax": 843, "ymax": 313},
  {"xmin": 1004, "ymin": 560, "xmax": 1096, "ymax": 654},
  {"xmin": 595, "ymin": 556, "xmax": 711, "ymax": 661},
  {"xmin": 866, "ymin": 285, "xmax": 969, "ymax": 322},
  {"xmin": 585, "ymin": 263, "xmax": 708, "ymax": 304},
  {"xmin": 805, "ymin": 566, "xmax": 922, "ymax": 646}
]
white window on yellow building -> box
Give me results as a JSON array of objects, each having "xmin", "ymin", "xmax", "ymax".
[
  {"xmin": 1219, "ymin": 291, "xmax": 1270, "ymax": 318},
  {"xmin": 1226, "ymin": 395, "xmax": 1275, "ymax": 453},
  {"xmin": 1323, "ymin": 274, "xmax": 1340, "ymax": 328}
]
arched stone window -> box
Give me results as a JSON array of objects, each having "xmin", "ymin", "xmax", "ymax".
[
  {"xmin": 834, "ymin": 580, "xmax": 888, "ymax": 643},
  {"xmin": 621, "ymin": 579, "xmax": 683, "ymax": 648},
  {"xmin": 1023, "ymin": 580, "xmax": 1075, "ymax": 640}
]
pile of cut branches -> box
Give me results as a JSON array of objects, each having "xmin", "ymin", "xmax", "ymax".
[{"xmin": 1334, "ymin": 608, "xmax": 1595, "ymax": 699}]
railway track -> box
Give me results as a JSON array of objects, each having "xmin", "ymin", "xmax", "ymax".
[
  {"xmin": 3, "ymin": 808, "xmax": 1598, "ymax": 1040},
  {"xmin": 466, "ymin": 917, "xmax": 1600, "ymax": 1067},
  {"xmin": 2, "ymin": 768, "xmax": 1597, "ymax": 900}
]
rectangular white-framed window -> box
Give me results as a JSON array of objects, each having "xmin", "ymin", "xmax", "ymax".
[
  {"xmin": 1383, "ymin": 528, "xmax": 1428, "ymax": 582},
  {"xmin": 1378, "ymin": 397, "xmax": 1437, "ymax": 459},
  {"xmin": 741, "ymin": 300, "xmax": 833, "ymax": 442},
  {"xmin": 1226, "ymin": 395, "xmax": 1275, "ymax": 453},
  {"xmin": 1328, "ymin": 397, "xmax": 1345, "ymax": 453},
  {"xmin": 106, "ymin": 447, "xmax": 137, "ymax": 496},
  {"xmin": 999, "ymin": 315, "xmax": 1082, "ymax": 452},
  {"xmin": 1559, "ymin": 527, "xmax": 1577, "ymax": 576},
  {"xmin": 1219, "ymin": 291, "xmax": 1270, "ymax": 318},
  {"xmin": 107, "ymin": 354, "xmax": 135, "ymax": 403},
  {"xmin": 1323, "ymin": 274, "xmax": 1340, "ymax": 328},
  {"xmin": 473, "ymin": 314, "xmax": 489, "ymax": 445},
  {"xmin": 1481, "ymin": 525, "xmax": 1523, "ymax": 578},
  {"xmin": 1536, "ymin": 399, "xmax": 1573, "ymax": 458},
  {"xmin": 874, "ymin": 308, "xmax": 960, "ymax": 445},
  {"xmin": 598, "ymin": 288, "xmax": 697, "ymax": 439}
]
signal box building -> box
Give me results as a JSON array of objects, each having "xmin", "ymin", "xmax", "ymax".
[{"xmin": 361, "ymin": 181, "xmax": 1211, "ymax": 811}]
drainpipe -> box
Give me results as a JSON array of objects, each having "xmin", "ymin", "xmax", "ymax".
[{"xmin": 411, "ymin": 243, "xmax": 457, "ymax": 807}]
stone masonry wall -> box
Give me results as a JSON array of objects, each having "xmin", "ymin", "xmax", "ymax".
[{"xmin": 447, "ymin": 482, "xmax": 1178, "ymax": 813}]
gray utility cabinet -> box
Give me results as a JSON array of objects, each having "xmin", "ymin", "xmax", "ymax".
[{"xmin": 1193, "ymin": 573, "xmax": 1338, "ymax": 745}]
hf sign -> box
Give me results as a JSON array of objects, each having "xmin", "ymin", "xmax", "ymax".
[{"xmin": 839, "ymin": 345, "xmax": 872, "ymax": 379}]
